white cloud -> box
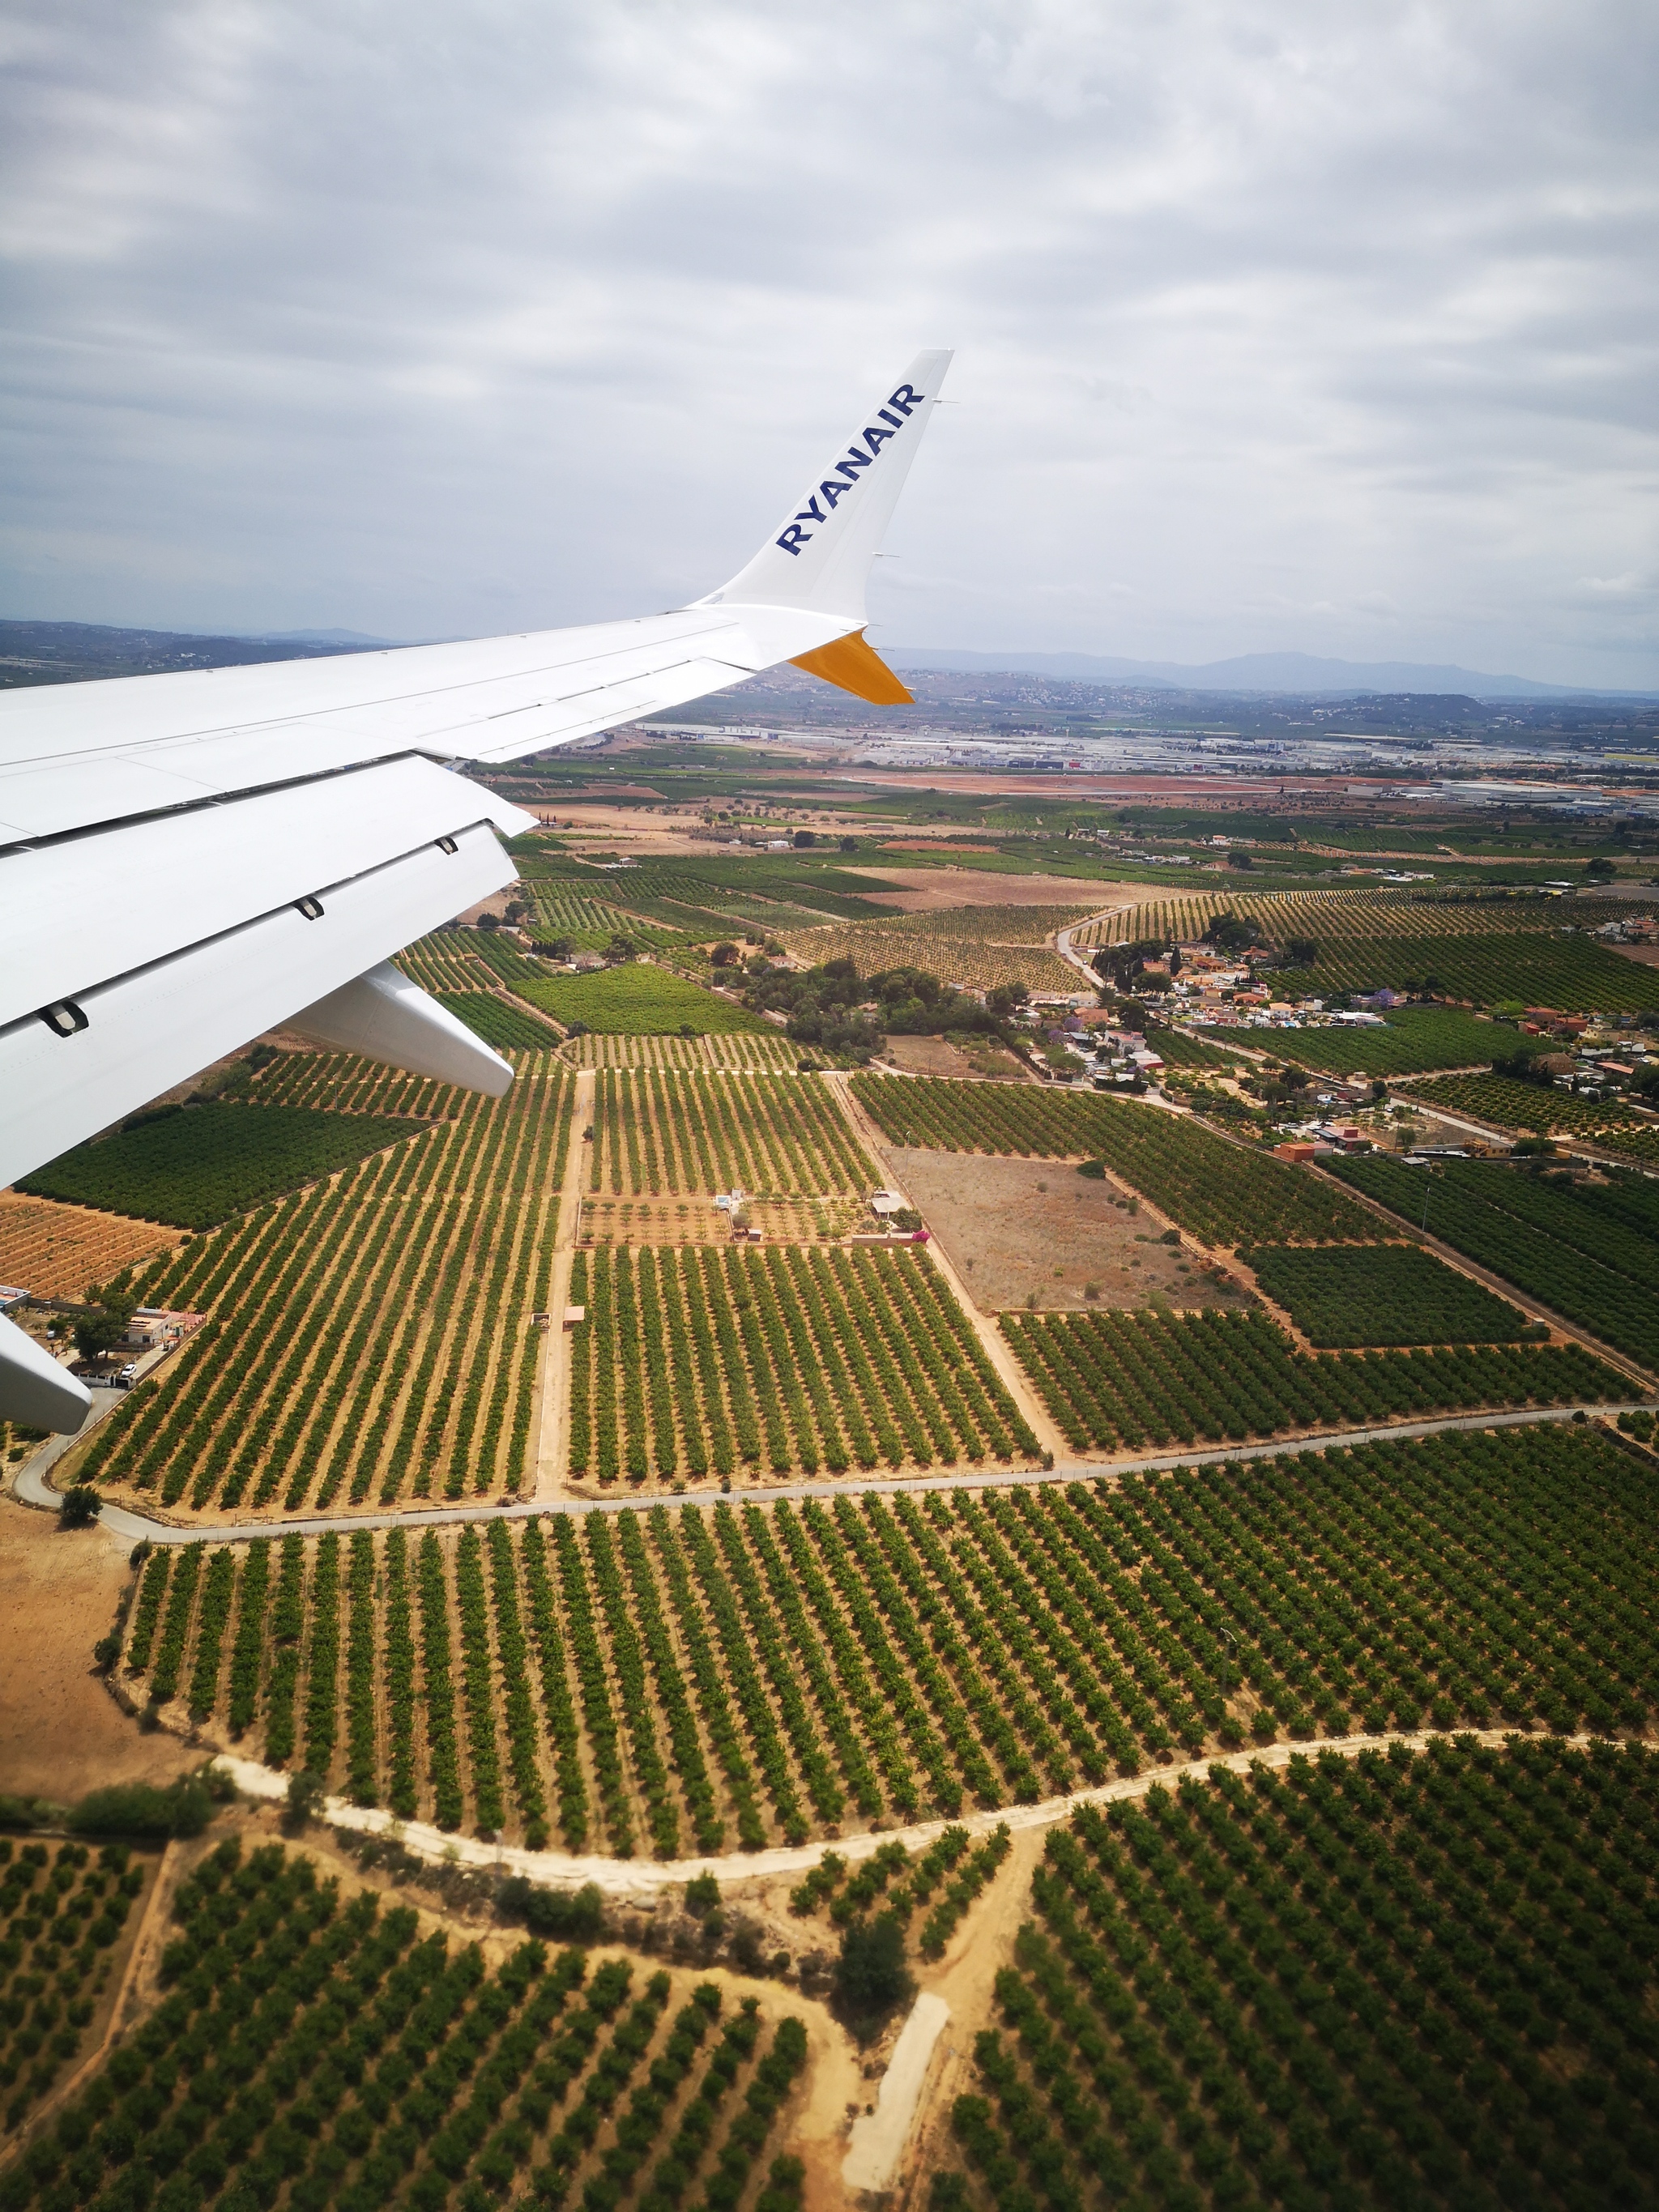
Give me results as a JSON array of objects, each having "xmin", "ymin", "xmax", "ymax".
[{"xmin": 0, "ymin": 0, "xmax": 1654, "ymax": 684}]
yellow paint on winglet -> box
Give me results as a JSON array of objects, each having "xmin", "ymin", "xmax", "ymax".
[{"xmin": 789, "ymin": 629, "xmax": 914, "ymax": 706}]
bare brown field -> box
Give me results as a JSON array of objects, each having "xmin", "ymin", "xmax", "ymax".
[
  {"xmin": 579, "ymin": 1196, "xmax": 866, "ymax": 1245},
  {"xmin": 872, "ymin": 1147, "xmax": 1256, "ymax": 1315},
  {"xmin": 852, "ymin": 866, "xmax": 1138, "ymax": 911},
  {"xmin": 881, "ymin": 1036, "xmax": 1031, "ymax": 1080},
  {"xmin": 0, "ymin": 1192, "xmax": 181, "ymax": 1299},
  {"xmin": 0, "ymin": 1498, "xmax": 196, "ymax": 1801}
]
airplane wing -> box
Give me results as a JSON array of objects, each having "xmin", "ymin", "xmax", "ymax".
[{"xmin": 0, "ymin": 349, "xmax": 953, "ymax": 1429}]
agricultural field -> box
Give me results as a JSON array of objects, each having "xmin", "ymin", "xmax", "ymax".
[
  {"xmin": 566, "ymin": 1243, "xmax": 1039, "ymax": 1485},
  {"xmin": 940, "ymin": 1735, "xmax": 1659, "ymax": 2212},
  {"xmin": 1000, "ymin": 1306, "xmax": 1610, "ymax": 1453},
  {"xmin": 517, "ymin": 965, "xmax": 770, "ymax": 1037},
  {"xmin": 0, "ymin": 1836, "xmax": 810, "ymax": 2212},
  {"xmin": 1397, "ymin": 1070, "xmax": 1647, "ymax": 1138},
  {"xmin": 1276, "ymin": 1008, "xmax": 1508, "ymax": 1078},
  {"xmin": 433, "ymin": 992, "xmax": 565, "ymax": 1051},
  {"xmin": 122, "ymin": 1428, "xmax": 1659, "ymax": 1850},
  {"xmin": 1328, "ymin": 1153, "xmax": 1659, "ymax": 1372},
  {"xmin": 578, "ymin": 1196, "xmax": 864, "ymax": 1247},
  {"xmin": 1080, "ymin": 889, "xmax": 1659, "ymax": 951},
  {"xmin": 252, "ymin": 1054, "xmax": 458, "ymax": 1117},
  {"xmin": 557, "ymin": 1031, "xmax": 814, "ymax": 1072},
  {"xmin": 394, "ymin": 931, "xmax": 548, "ymax": 993},
  {"xmin": 586, "ymin": 1072, "xmax": 868, "ymax": 1197},
  {"xmin": 781, "ymin": 905, "xmax": 1097, "ymax": 995},
  {"xmin": 1149, "ymin": 1029, "xmax": 1246, "ymax": 1072},
  {"xmin": 526, "ymin": 881, "xmax": 692, "ymax": 953},
  {"xmin": 1294, "ymin": 934, "xmax": 1659, "ymax": 1016},
  {"xmin": 851, "ymin": 1078, "xmax": 1378, "ymax": 1247},
  {"xmin": 0, "ymin": 1192, "xmax": 179, "ymax": 1301},
  {"xmin": 77, "ymin": 1061, "xmax": 571, "ymax": 1513},
  {"xmin": 1079, "ymin": 893, "xmax": 1659, "ymax": 1011},
  {"xmin": 0, "ymin": 1839, "xmax": 157, "ymax": 2133},
  {"xmin": 1240, "ymin": 1244, "xmax": 1535, "ymax": 1346},
  {"xmin": 16, "ymin": 1104, "xmax": 425, "ymax": 1232}
]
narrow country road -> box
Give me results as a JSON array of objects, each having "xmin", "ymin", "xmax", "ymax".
[{"xmin": 11, "ymin": 1398, "xmax": 1648, "ymax": 1548}]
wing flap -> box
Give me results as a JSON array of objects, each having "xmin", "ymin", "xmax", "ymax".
[
  {"xmin": 1, "ymin": 758, "xmax": 531, "ymax": 1030},
  {"xmin": 0, "ymin": 820, "xmax": 514, "ymax": 1191}
]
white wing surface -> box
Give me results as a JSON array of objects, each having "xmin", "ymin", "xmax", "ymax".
[{"xmin": 0, "ymin": 350, "xmax": 952, "ymax": 1429}]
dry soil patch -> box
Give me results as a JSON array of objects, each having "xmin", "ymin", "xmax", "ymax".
[
  {"xmin": 881, "ymin": 1036, "xmax": 1030, "ymax": 1081},
  {"xmin": 855, "ymin": 867, "xmax": 1141, "ymax": 912},
  {"xmin": 881, "ymin": 1148, "xmax": 1257, "ymax": 1315},
  {"xmin": 0, "ymin": 1499, "xmax": 196, "ymax": 1801},
  {"xmin": 0, "ymin": 1193, "xmax": 180, "ymax": 1301}
]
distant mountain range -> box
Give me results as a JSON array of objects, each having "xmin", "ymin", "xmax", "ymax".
[
  {"xmin": 884, "ymin": 646, "xmax": 1653, "ymax": 701},
  {"xmin": 6, "ymin": 620, "xmax": 1651, "ymax": 702}
]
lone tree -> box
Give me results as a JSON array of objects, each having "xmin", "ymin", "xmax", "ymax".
[
  {"xmin": 59, "ymin": 1485, "xmax": 102, "ymax": 1528},
  {"xmin": 834, "ymin": 1910, "xmax": 912, "ymax": 2033},
  {"xmin": 792, "ymin": 828, "xmax": 817, "ymax": 848}
]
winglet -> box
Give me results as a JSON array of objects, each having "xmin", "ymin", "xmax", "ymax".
[
  {"xmin": 788, "ymin": 630, "xmax": 913, "ymax": 705},
  {"xmin": 700, "ymin": 350, "xmax": 952, "ymax": 629}
]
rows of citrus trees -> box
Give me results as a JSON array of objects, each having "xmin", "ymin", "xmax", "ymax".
[
  {"xmin": 80, "ymin": 1059, "xmax": 572, "ymax": 1511},
  {"xmin": 17, "ymin": 1102, "xmax": 423, "ymax": 1231},
  {"xmin": 433, "ymin": 991, "xmax": 565, "ymax": 1051},
  {"xmin": 936, "ymin": 1737, "xmax": 1659, "ymax": 2212},
  {"xmin": 1000, "ymin": 1306, "xmax": 1617, "ymax": 1453},
  {"xmin": 0, "ymin": 1840, "xmax": 151, "ymax": 2133},
  {"xmin": 122, "ymin": 1428, "xmax": 1659, "ymax": 1847},
  {"xmin": 1400, "ymin": 1070, "xmax": 1644, "ymax": 1136},
  {"xmin": 1330, "ymin": 1152, "xmax": 1659, "ymax": 1370},
  {"xmin": 252, "ymin": 1051, "xmax": 459, "ymax": 1119},
  {"xmin": 559, "ymin": 1031, "xmax": 808, "ymax": 1072},
  {"xmin": 1239, "ymin": 1242, "xmax": 1533, "ymax": 1347},
  {"xmin": 588, "ymin": 1070, "xmax": 867, "ymax": 1196},
  {"xmin": 0, "ymin": 1836, "xmax": 808, "ymax": 2212},
  {"xmin": 852, "ymin": 1076, "xmax": 1376, "ymax": 1245},
  {"xmin": 567, "ymin": 1244, "xmax": 1040, "ymax": 1482}
]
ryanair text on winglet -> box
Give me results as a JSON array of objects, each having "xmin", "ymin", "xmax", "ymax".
[{"xmin": 773, "ymin": 384, "xmax": 928, "ymax": 555}]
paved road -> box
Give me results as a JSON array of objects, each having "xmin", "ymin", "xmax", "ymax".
[{"xmin": 12, "ymin": 1399, "xmax": 1650, "ymax": 1548}]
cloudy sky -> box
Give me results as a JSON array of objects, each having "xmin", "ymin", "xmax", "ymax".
[{"xmin": 3, "ymin": 0, "xmax": 1655, "ymax": 684}]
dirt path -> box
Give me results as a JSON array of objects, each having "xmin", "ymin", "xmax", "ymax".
[
  {"xmin": 535, "ymin": 1067, "xmax": 595, "ymax": 1498},
  {"xmin": 825, "ymin": 1072, "xmax": 1067, "ymax": 1461},
  {"xmin": 17, "ymin": 1397, "xmax": 1652, "ymax": 1549}
]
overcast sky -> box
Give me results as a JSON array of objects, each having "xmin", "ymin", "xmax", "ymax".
[{"xmin": 2, "ymin": 1, "xmax": 1655, "ymax": 684}]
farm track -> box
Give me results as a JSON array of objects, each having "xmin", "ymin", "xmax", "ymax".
[
  {"xmin": 16, "ymin": 1397, "xmax": 1649, "ymax": 1547},
  {"xmin": 535, "ymin": 1065, "xmax": 595, "ymax": 1497},
  {"xmin": 172, "ymin": 1724, "xmax": 1622, "ymax": 1896}
]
